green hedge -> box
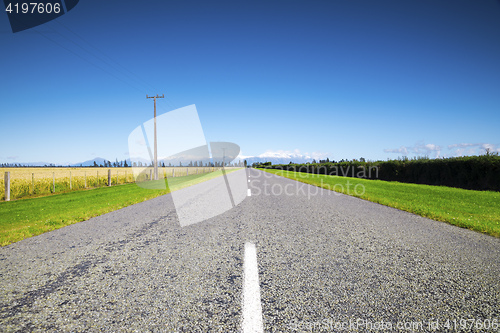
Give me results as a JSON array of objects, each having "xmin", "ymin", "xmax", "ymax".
[{"xmin": 260, "ymin": 155, "xmax": 500, "ymax": 191}]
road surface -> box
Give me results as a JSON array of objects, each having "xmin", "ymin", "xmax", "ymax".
[{"xmin": 1, "ymin": 169, "xmax": 499, "ymax": 332}]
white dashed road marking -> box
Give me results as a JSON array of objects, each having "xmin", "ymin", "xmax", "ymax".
[
  {"xmin": 242, "ymin": 242, "xmax": 264, "ymax": 333},
  {"xmin": 247, "ymin": 189, "xmax": 251, "ymax": 196}
]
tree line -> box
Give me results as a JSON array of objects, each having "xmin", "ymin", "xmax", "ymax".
[
  {"xmin": 1, "ymin": 159, "xmax": 247, "ymax": 168},
  {"xmin": 254, "ymin": 153, "xmax": 500, "ymax": 192}
]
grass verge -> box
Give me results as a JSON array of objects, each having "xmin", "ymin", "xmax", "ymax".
[
  {"xmin": 0, "ymin": 169, "xmax": 239, "ymax": 246},
  {"xmin": 262, "ymin": 169, "xmax": 500, "ymax": 238}
]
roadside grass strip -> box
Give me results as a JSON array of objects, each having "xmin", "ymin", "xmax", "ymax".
[
  {"xmin": 262, "ymin": 169, "xmax": 500, "ymax": 238},
  {"xmin": 0, "ymin": 169, "xmax": 239, "ymax": 246}
]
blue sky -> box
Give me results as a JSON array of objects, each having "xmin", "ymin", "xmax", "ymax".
[{"xmin": 1, "ymin": 0, "xmax": 499, "ymax": 164}]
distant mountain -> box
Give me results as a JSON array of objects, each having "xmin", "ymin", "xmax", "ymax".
[
  {"xmin": 71, "ymin": 157, "xmax": 146, "ymax": 167},
  {"xmin": 9, "ymin": 150, "xmax": 318, "ymax": 168},
  {"xmin": 70, "ymin": 157, "xmax": 113, "ymax": 167},
  {"xmin": 238, "ymin": 151, "xmax": 316, "ymax": 165},
  {"xmin": 242, "ymin": 156, "xmax": 313, "ymax": 165}
]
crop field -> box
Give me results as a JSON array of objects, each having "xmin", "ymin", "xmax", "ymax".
[
  {"xmin": 0, "ymin": 167, "xmax": 217, "ymax": 201},
  {"xmin": 0, "ymin": 168, "xmax": 240, "ymax": 245}
]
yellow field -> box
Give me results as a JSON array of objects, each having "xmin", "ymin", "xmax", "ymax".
[{"xmin": 0, "ymin": 167, "xmax": 217, "ymax": 201}]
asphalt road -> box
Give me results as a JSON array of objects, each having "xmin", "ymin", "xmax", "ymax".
[{"xmin": 1, "ymin": 169, "xmax": 499, "ymax": 332}]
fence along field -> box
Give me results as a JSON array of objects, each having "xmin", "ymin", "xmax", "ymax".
[{"xmin": 1, "ymin": 167, "xmax": 216, "ymax": 201}]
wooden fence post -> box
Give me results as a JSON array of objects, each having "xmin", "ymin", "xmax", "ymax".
[
  {"xmin": 172, "ymin": 168, "xmax": 175, "ymax": 177},
  {"xmin": 108, "ymin": 169, "xmax": 111, "ymax": 186},
  {"xmin": 150, "ymin": 169, "xmax": 153, "ymax": 181},
  {"xmin": 4, "ymin": 172, "xmax": 10, "ymax": 201}
]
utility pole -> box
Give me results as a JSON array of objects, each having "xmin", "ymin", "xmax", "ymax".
[
  {"xmin": 146, "ymin": 94, "xmax": 164, "ymax": 180},
  {"xmin": 220, "ymin": 147, "xmax": 235, "ymax": 207}
]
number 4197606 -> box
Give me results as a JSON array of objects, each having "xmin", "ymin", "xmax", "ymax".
[{"xmin": 5, "ymin": 2, "xmax": 61, "ymax": 14}]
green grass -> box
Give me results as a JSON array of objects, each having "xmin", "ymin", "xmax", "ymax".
[
  {"xmin": 0, "ymin": 169, "xmax": 239, "ymax": 246},
  {"xmin": 262, "ymin": 169, "xmax": 500, "ymax": 238}
]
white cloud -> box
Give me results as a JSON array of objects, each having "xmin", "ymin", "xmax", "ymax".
[
  {"xmin": 482, "ymin": 143, "xmax": 496, "ymax": 152},
  {"xmin": 422, "ymin": 143, "xmax": 441, "ymax": 158},
  {"xmin": 387, "ymin": 142, "xmax": 499, "ymax": 158},
  {"xmin": 309, "ymin": 151, "xmax": 330, "ymax": 160},
  {"xmin": 447, "ymin": 142, "xmax": 498, "ymax": 156},
  {"xmin": 384, "ymin": 146, "xmax": 409, "ymax": 155},
  {"xmin": 384, "ymin": 142, "xmax": 441, "ymax": 158},
  {"xmin": 258, "ymin": 149, "xmax": 310, "ymax": 159},
  {"xmin": 238, "ymin": 149, "xmax": 330, "ymax": 162},
  {"xmin": 447, "ymin": 143, "xmax": 476, "ymax": 149},
  {"xmin": 256, "ymin": 149, "xmax": 329, "ymax": 161},
  {"xmin": 424, "ymin": 143, "xmax": 439, "ymax": 151}
]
